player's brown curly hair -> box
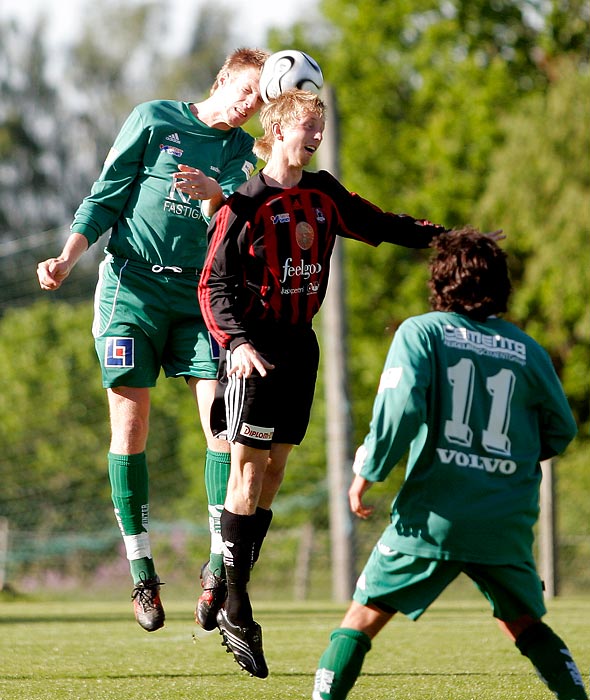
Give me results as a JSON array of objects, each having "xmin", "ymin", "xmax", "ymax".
[
  {"xmin": 428, "ymin": 226, "xmax": 511, "ymax": 321},
  {"xmin": 254, "ymin": 88, "xmax": 326, "ymax": 162}
]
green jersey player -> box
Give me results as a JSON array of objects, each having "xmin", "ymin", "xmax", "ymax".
[
  {"xmin": 313, "ymin": 228, "xmax": 586, "ymax": 700},
  {"xmin": 37, "ymin": 47, "xmax": 269, "ymax": 632}
]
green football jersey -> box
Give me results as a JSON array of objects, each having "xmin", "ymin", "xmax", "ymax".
[
  {"xmin": 71, "ymin": 100, "xmax": 257, "ymax": 269},
  {"xmin": 354, "ymin": 311, "xmax": 577, "ymax": 564}
]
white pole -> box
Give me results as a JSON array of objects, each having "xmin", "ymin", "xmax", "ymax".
[
  {"xmin": 0, "ymin": 517, "xmax": 8, "ymax": 591},
  {"xmin": 319, "ymin": 84, "xmax": 356, "ymax": 601},
  {"xmin": 539, "ymin": 459, "xmax": 557, "ymax": 598}
]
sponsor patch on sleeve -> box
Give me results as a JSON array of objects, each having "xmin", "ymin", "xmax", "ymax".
[
  {"xmin": 103, "ymin": 147, "xmax": 119, "ymax": 170},
  {"xmin": 242, "ymin": 160, "xmax": 255, "ymax": 178},
  {"xmin": 378, "ymin": 366, "xmax": 403, "ymax": 393}
]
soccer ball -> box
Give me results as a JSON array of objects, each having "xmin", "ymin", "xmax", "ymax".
[{"xmin": 259, "ymin": 50, "xmax": 324, "ymax": 103}]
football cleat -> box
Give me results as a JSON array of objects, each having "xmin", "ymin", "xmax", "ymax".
[
  {"xmin": 216, "ymin": 608, "xmax": 268, "ymax": 679},
  {"xmin": 131, "ymin": 574, "xmax": 165, "ymax": 632},
  {"xmin": 195, "ymin": 562, "xmax": 227, "ymax": 631}
]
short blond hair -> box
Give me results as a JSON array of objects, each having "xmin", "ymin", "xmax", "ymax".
[
  {"xmin": 210, "ymin": 47, "xmax": 270, "ymax": 95},
  {"xmin": 253, "ymin": 89, "xmax": 326, "ymax": 161}
]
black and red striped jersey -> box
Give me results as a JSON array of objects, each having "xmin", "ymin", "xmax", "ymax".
[{"xmin": 198, "ymin": 169, "xmax": 448, "ymax": 350}]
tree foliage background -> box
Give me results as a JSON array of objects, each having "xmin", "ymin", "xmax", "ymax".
[{"xmin": 1, "ymin": 0, "xmax": 588, "ymax": 595}]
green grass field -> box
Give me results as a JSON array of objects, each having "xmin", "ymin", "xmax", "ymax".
[{"xmin": 1, "ymin": 592, "xmax": 588, "ymax": 700}]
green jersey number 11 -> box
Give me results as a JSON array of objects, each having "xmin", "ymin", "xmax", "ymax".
[{"xmin": 445, "ymin": 358, "xmax": 516, "ymax": 457}]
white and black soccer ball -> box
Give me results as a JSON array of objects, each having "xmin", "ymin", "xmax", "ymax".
[{"xmin": 259, "ymin": 50, "xmax": 324, "ymax": 103}]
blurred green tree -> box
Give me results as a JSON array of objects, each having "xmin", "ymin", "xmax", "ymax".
[{"xmin": 476, "ymin": 59, "xmax": 590, "ymax": 429}]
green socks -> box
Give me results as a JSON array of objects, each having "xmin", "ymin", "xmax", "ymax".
[
  {"xmin": 313, "ymin": 628, "xmax": 372, "ymax": 699},
  {"xmin": 516, "ymin": 622, "xmax": 588, "ymax": 699},
  {"xmin": 205, "ymin": 449, "xmax": 230, "ymax": 577},
  {"xmin": 312, "ymin": 620, "xmax": 589, "ymax": 700},
  {"xmin": 108, "ymin": 451, "xmax": 155, "ymax": 583}
]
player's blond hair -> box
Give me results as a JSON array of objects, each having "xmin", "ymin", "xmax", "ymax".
[
  {"xmin": 210, "ymin": 47, "xmax": 270, "ymax": 95},
  {"xmin": 254, "ymin": 89, "xmax": 326, "ymax": 162}
]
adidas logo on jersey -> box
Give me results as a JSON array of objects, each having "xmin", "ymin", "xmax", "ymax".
[{"xmin": 166, "ymin": 132, "xmax": 181, "ymax": 144}]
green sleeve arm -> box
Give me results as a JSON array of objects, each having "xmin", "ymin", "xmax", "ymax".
[
  {"xmin": 353, "ymin": 320, "xmax": 431, "ymax": 482},
  {"xmin": 70, "ymin": 107, "xmax": 148, "ymax": 246}
]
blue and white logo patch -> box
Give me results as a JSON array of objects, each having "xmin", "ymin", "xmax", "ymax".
[
  {"xmin": 159, "ymin": 143, "xmax": 183, "ymax": 157},
  {"xmin": 208, "ymin": 333, "xmax": 220, "ymax": 361},
  {"xmin": 105, "ymin": 337, "xmax": 134, "ymax": 368}
]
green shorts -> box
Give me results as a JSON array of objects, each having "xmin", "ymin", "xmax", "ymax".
[
  {"xmin": 353, "ymin": 541, "xmax": 546, "ymax": 622},
  {"xmin": 93, "ymin": 255, "xmax": 219, "ymax": 388}
]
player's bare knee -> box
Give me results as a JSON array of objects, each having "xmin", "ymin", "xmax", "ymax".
[{"xmin": 497, "ymin": 614, "xmax": 539, "ymax": 643}]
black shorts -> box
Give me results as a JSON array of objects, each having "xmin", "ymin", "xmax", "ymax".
[{"xmin": 211, "ymin": 324, "xmax": 320, "ymax": 448}]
